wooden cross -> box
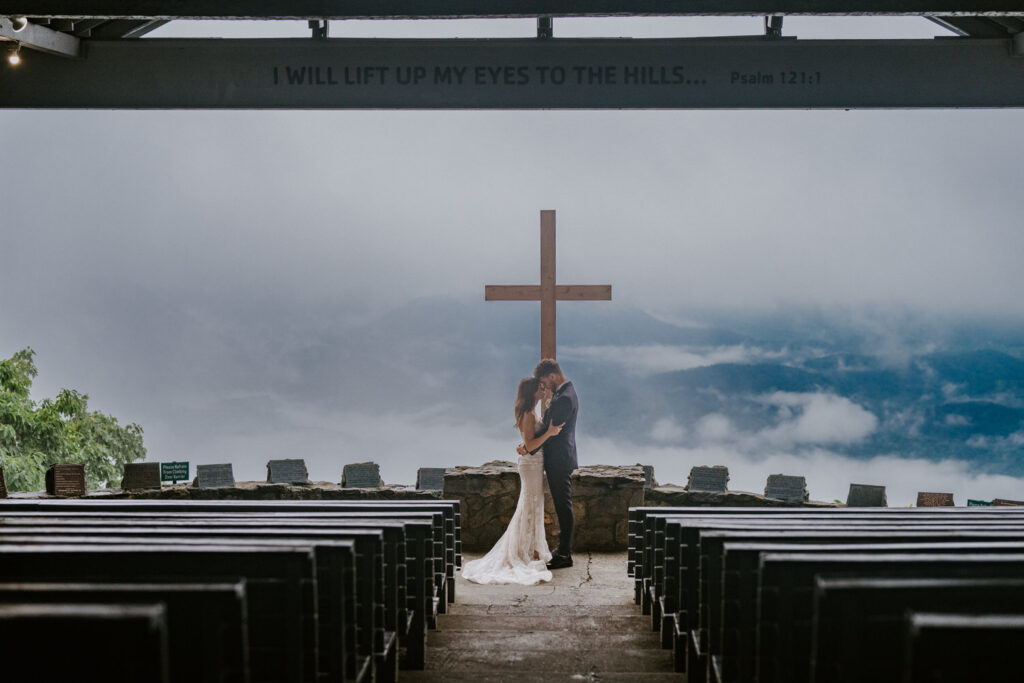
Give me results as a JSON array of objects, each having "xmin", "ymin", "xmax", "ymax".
[{"xmin": 485, "ymin": 210, "xmax": 612, "ymax": 360}]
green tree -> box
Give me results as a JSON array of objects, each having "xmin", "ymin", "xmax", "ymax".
[{"xmin": 0, "ymin": 348, "xmax": 146, "ymax": 491}]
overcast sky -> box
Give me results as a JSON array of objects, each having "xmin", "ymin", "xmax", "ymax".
[{"xmin": 2, "ymin": 15, "xmax": 1023, "ymax": 502}]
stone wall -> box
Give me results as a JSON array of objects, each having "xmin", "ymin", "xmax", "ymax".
[{"xmin": 442, "ymin": 462, "xmax": 645, "ymax": 552}]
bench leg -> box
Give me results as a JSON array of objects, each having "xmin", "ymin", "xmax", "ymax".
[
  {"xmin": 649, "ymin": 585, "xmax": 660, "ymax": 629},
  {"xmin": 375, "ymin": 632, "xmax": 398, "ymax": 683},
  {"xmin": 672, "ymin": 614, "xmax": 687, "ymax": 673},
  {"xmin": 661, "ymin": 607, "xmax": 675, "ymax": 649},
  {"xmin": 688, "ymin": 629, "xmax": 706, "ymax": 683},
  {"xmin": 400, "ymin": 611, "xmax": 426, "ymax": 670}
]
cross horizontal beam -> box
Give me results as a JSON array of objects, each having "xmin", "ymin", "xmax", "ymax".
[
  {"xmin": 2, "ymin": 37, "xmax": 1023, "ymax": 109},
  {"xmin": 485, "ymin": 285, "xmax": 612, "ymax": 301},
  {"xmin": 2, "ymin": 1, "xmax": 1022, "ymax": 18}
]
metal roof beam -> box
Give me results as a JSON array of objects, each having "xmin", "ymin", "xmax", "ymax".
[
  {"xmin": 929, "ymin": 16, "xmax": 1022, "ymax": 36},
  {"xmin": 85, "ymin": 19, "xmax": 168, "ymax": 39},
  {"xmin": 2, "ymin": 1, "xmax": 1024, "ymax": 20},
  {"xmin": 1, "ymin": 15, "xmax": 79, "ymax": 57}
]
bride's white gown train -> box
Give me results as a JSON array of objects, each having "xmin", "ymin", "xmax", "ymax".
[{"xmin": 461, "ymin": 450, "xmax": 553, "ymax": 585}]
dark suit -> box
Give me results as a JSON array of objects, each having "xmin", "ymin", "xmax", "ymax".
[{"xmin": 537, "ymin": 381, "xmax": 578, "ymax": 557}]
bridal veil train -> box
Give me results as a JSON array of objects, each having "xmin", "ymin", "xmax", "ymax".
[{"xmin": 461, "ymin": 450, "xmax": 553, "ymax": 585}]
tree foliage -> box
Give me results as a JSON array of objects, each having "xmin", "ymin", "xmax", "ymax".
[{"xmin": 0, "ymin": 348, "xmax": 146, "ymax": 491}]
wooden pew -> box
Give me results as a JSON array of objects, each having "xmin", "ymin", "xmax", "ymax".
[
  {"xmin": 630, "ymin": 509, "xmax": 1024, "ymax": 679},
  {"xmin": 0, "ymin": 543, "xmax": 317, "ymax": 683},
  {"xmin": 0, "ymin": 582, "xmax": 249, "ymax": 683},
  {"xmin": 903, "ymin": 612, "xmax": 1024, "ymax": 683},
  {"xmin": 650, "ymin": 513, "xmax": 1024, "ymax": 674},
  {"xmin": 629, "ymin": 506, "xmax": 1024, "ymax": 589},
  {"xmin": 0, "ymin": 510, "xmax": 439, "ymax": 674},
  {"xmin": 0, "ymin": 505, "xmax": 456, "ymax": 679},
  {"xmin": 1, "ymin": 508, "xmax": 443, "ymax": 639},
  {"xmin": 0, "ymin": 525, "xmax": 373, "ymax": 683},
  {"xmin": 642, "ymin": 511, "xmax": 1024, "ymax": 621},
  {"xmin": 905, "ymin": 614, "xmax": 1024, "ymax": 683},
  {"xmin": 749, "ymin": 549, "xmax": 1024, "ymax": 683},
  {"xmin": 696, "ymin": 526, "xmax": 1024, "ymax": 682},
  {"xmin": 0, "ymin": 602, "xmax": 170, "ymax": 682},
  {"xmin": 0, "ymin": 499, "xmax": 461, "ymax": 611},
  {"xmin": 811, "ymin": 577, "xmax": 1024, "ymax": 683},
  {"xmin": 637, "ymin": 507, "xmax": 1024, "ymax": 615}
]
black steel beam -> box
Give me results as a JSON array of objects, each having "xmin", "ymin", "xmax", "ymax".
[
  {"xmin": 2, "ymin": 37, "xmax": 1023, "ymax": 109},
  {"xmin": 2, "ymin": 1, "xmax": 1024, "ymax": 19},
  {"xmin": 930, "ymin": 15, "xmax": 1023, "ymax": 36}
]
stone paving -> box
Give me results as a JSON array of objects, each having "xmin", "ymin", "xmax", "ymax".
[{"xmin": 401, "ymin": 552, "xmax": 683, "ymax": 682}]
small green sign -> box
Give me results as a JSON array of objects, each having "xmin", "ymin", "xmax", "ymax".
[
  {"xmin": 160, "ymin": 461, "xmax": 189, "ymax": 483},
  {"xmin": 967, "ymin": 499, "xmax": 992, "ymax": 507}
]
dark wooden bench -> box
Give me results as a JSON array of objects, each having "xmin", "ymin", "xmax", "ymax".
[
  {"xmin": 696, "ymin": 526, "xmax": 1024, "ymax": 683},
  {"xmin": 811, "ymin": 577, "xmax": 1024, "ymax": 683},
  {"xmin": 650, "ymin": 513, "xmax": 1024, "ymax": 673},
  {"xmin": 0, "ymin": 498, "xmax": 461, "ymax": 611},
  {"xmin": 903, "ymin": 612, "xmax": 1024, "ymax": 683},
  {"xmin": 0, "ymin": 524, "xmax": 381, "ymax": 683},
  {"xmin": 0, "ymin": 543, "xmax": 317, "ymax": 683},
  {"xmin": 0, "ymin": 602, "xmax": 170, "ymax": 683},
  {"xmin": 0, "ymin": 503, "xmax": 462, "ymax": 678},
  {"xmin": 749, "ymin": 549, "xmax": 1024, "ymax": 683},
  {"xmin": 627, "ymin": 507, "xmax": 1024, "ymax": 683},
  {"xmin": 628, "ymin": 505, "xmax": 1024, "ymax": 578},
  {"xmin": 1, "ymin": 509, "xmax": 444, "ymax": 639},
  {"xmin": 639, "ymin": 508, "xmax": 1024, "ymax": 616},
  {"xmin": 633, "ymin": 511, "xmax": 1024, "ymax": 677},
  {"xmin": 0, "ymin": 510, "xmax": 441, "ymax": 674},
  {"xmin": 0, "ymin": 581, "xmax": 248, "ymax": 683},
  {"xmin": 629, "ymin": 505, "xmax": 1024, "ymax": 588}
]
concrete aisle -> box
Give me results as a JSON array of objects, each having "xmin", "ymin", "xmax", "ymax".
[{"xmin": 401, "ymin": 552, "xmax": 683, "ymax": 682}]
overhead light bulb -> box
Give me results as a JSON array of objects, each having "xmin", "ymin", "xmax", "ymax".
[
  {"xmin": 7, "ymin": 43, "xmax": 20, "ymax": 66},
  {"xmin": 10, "ymin": 16, "xmax": 28, "ymax": 32}
]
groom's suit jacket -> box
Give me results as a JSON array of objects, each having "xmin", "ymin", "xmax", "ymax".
[{"xmin": 539, "ymin": 381, "xmax": 579, "ymax": 472}]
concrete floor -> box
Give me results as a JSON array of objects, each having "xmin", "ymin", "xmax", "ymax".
[{"xmin": 400, "ymin": 552, "xmax": 683, "ymax": 682}]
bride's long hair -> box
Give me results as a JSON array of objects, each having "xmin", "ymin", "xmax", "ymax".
[{"xmin": 514, "ymin": 377, "xmax": 540, "ymax": 429}]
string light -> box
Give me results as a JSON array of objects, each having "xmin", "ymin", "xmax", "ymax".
[{"xmin": 6, "ymin": 43, "xmax": 20, "ymax": 66}]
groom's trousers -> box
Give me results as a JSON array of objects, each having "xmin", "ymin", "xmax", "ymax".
[{"xmin": 546, "ymin": 464, "xmax": 575, "ymax": 556}]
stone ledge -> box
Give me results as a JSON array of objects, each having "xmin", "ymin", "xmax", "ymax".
[{"xmin": 644, "ymin": 485, "xmax": 836, "ymax": 508}]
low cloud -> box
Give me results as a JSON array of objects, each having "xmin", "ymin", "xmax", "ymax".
[
  {"xmin": 561, "ymin": 344, "xmax": 786, "ymax": 376},
  {"xmin": 754, "ymin": 392, "xmax": 878, "ymax": 447},
  {"xmin": 689, "ymin": 392, "xmax": 878, "ymax": 450},
  {"xmin": 650, "ymin": 417, "xmax": 687, "ymax": 443},
  {"xmin": 696, "ymin": 413, "xmax": 736, "ymax": 442}
]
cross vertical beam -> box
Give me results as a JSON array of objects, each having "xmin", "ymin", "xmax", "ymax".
[
  {"xmin": 485, "ymin": 210, "xmax": 611, "ymax": 360},
  {"xmin": 540, "ymin": 209, "xmax": 557, "ymax": 359}
]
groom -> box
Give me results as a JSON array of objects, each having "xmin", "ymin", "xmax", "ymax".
[{"xmin": 531, "ymin": 358, "xmax": 579, "ymax": 570}]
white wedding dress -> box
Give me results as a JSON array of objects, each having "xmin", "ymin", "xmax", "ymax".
[{"xmin": 461, "ymin": 447, "xmax": 553, "ymax": 585}]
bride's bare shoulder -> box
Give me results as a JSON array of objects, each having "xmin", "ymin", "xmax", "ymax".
[{"xmin": 518, "ymin": 412, "xmax": 537, "ymax": 430}]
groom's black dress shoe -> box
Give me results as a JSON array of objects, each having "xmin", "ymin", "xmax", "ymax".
[{"xmin": 547, "ymin": 554, "xmax": 573, "ymax": 570}]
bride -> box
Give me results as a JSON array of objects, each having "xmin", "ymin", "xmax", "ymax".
[{"xmin": 461, "ymin": 377, "xmax": 564, "ymax": 585}]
